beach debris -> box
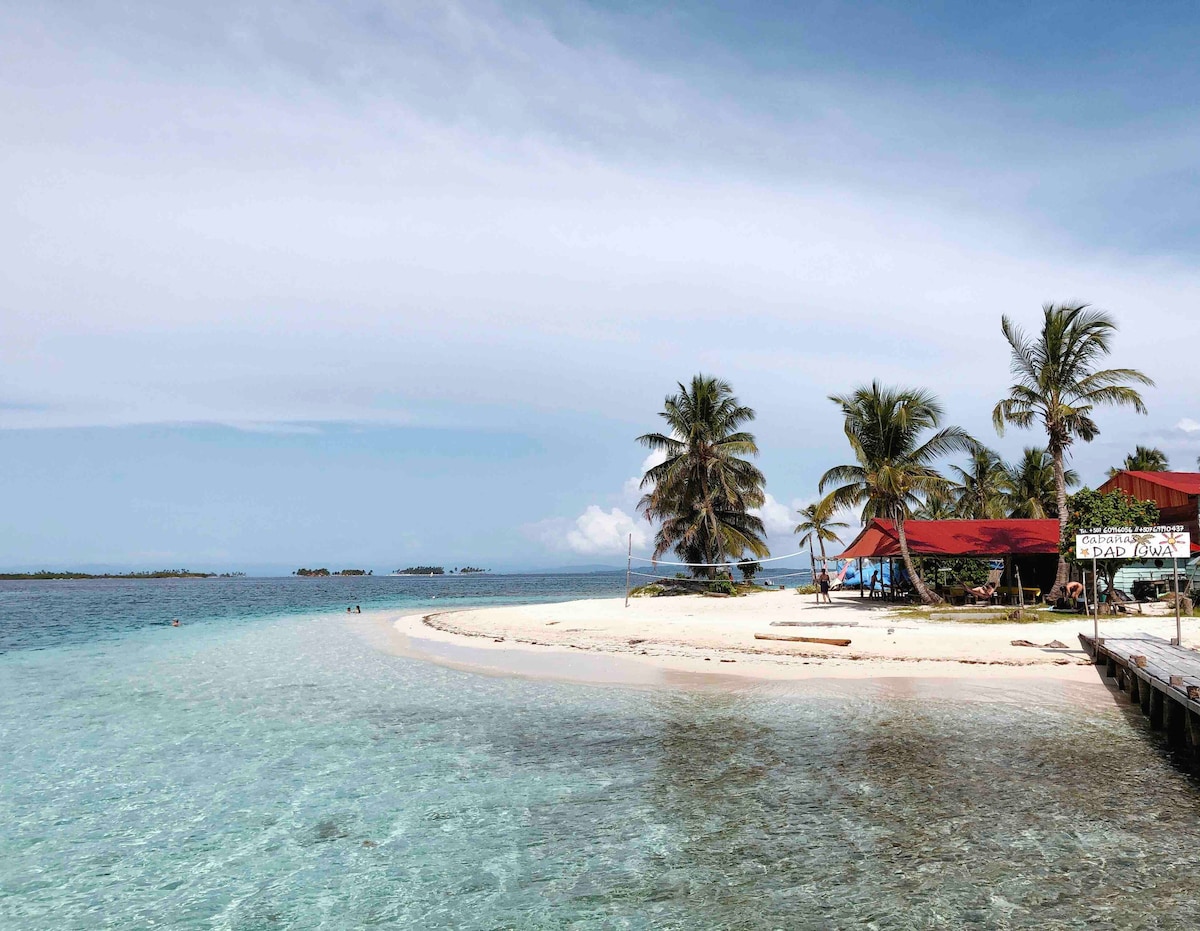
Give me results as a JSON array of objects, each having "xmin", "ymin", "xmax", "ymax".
[
  {"xmin": 719, "ymin": 658, "xmax": 736, "ymax": 663},
  {"xmin": 754, "ymin": 633, "xmax": 851, "ymax": 647},
  {"xmin": 770, "ymin": 621, "xmax": 858, "ymax": 628},
  {"xmin": 1010, "ymin": 639, "xmax": 1070, "ymax": 649},
  {"xmin": 628, "ymin": 638, "xmax": 646, "ymax": 646}
]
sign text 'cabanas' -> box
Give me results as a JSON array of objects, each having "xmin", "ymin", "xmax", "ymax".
[{"xmin": 1074, "ymin": 525, "xmax": 1192, "ymax": 560}]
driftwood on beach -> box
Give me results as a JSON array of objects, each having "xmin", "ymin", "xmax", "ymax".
[{"xmin": 755, "ymin": 633, "xmax": 852, "ymax": 647}]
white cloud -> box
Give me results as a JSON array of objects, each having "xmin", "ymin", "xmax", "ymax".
[
  {"xmin": 622, "ymin": 449, "xmax": 668, "ymax": 498},
  {"xmin": 1176, "ymin": 418, "xmax": 1200, "ymax": 433},
  {"xmin": 564, "ymin": 506, "xmax": 648, "ymax": 555},
  {"xmin": 751, "ymin": 492, "xmax": 796, "ymax": 538}
]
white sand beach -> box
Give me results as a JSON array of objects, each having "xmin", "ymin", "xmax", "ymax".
[{"xmin": 389, "ymin": 589, "xmax": 1196, "ymax": 686}]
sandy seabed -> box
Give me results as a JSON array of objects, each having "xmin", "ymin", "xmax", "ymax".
[{"xmin": 377, "ymin": 589, "xmax": 1196, "ymax": 693}]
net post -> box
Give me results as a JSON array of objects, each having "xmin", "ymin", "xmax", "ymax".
[{"xmin": 625, "ymin": 533, "xmax": 632, "ymax": 608}]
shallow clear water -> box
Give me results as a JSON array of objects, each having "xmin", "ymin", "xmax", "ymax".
[{"xmin": 3, "ymin": 579, "xmax": 1200, "ymax": 928}]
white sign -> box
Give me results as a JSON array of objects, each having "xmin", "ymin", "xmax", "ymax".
[{"xmin": 1075, "ymin": 525, "xmax": 1191, "ymax": 560}]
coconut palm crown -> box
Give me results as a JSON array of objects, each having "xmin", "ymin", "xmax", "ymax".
[
  {"xmin": 1108, "ymin": 445, "xmax": 1169, "ymax": 478},
  {"xmin": 950, "ymin": 447, "xmax": 1010, "ymax": 519},
  {"xmin": 820, "ymin": 382, "xmax": 975, "ymax": 604},
  {"xmin": 993, "ymin": 303, "xmax": 1153, "ymax": 598},
  {"xmin": 637, "ymin": 375, "xmax": 769, "ymax": 576},
  {"xmin": 1003, "ymin": 447, "xmax": 1078, "ymax": 519},
  {"xmin": 794, "ymin": 497, "xmax": 849, "ymax": 566}
]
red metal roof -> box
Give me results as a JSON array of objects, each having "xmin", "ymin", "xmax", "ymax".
[
  {"xmin": 837, "ymin": 519, "xmax": 1061, "ymax": 559},
  {"xmin": 1099, "ymin": 471, "xmax": 1200, "ymax": 497}
]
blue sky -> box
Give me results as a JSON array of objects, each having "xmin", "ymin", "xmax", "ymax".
[{"xmin": 3, "ymin": 0, "xmax": 1199, "ymax": 572}]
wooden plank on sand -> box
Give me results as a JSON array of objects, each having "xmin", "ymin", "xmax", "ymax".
[{"xmin": 755, "ymin": 633, "xmax": 852, "ymax": 647}]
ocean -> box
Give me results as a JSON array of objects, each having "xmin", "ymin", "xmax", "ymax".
[{"xmin": 3, "ymin": 575, "xmax": 1200, "ymax": 929}]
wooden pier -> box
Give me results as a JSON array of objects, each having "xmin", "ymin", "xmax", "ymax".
[{"xmin": 1080, "ymin": 632, "xmax": 1200, "ymax": 764}]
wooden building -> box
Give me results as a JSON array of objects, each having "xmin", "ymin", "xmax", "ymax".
[{"xmin": 1097, "ymin": 471, "xmax": 1200, "ymax": 539}]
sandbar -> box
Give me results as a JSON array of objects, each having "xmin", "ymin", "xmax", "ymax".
[{"xmin": 384, "ymin": 589, "xmax": 1196, "ymax": 689}]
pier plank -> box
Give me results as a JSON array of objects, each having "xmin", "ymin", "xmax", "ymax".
[{"xmin": 1080, "ymin": 633, "xmax": 1200, "ymax": 719}]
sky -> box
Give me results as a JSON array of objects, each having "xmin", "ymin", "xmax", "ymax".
[{"xmin": 3, "ymin": 0, "xmax": 1199, "ymax": 572}]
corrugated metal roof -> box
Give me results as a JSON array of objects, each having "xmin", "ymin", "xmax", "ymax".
[
  {"xmin": 837, "ymin": 518, "xmax": 1061, "ymax": 559},
  {"xmin": 1099, "ymin": 471, "xmax": 1200, "ymax": 497}
]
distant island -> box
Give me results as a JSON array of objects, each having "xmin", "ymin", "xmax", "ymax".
[
  {"xmin": 294, "ymin": 568, "xmax": 373, "ymax": 577},
  {"xmin": 0, "ymin": 570, "xmax": 231, "ymax": 580},
  {"xmin": 395, "ymin": 566, "xmax": 489, "ymax": 575}
]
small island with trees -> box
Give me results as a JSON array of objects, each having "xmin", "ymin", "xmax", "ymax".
[
  {"xmin": 294, "ymin": 568, "xmax": 373, "ymax": 577},
  {"xmin": 0, "ymin": 569, "xmax": 226, "ymax": 580},
  {"xmin": 394, "ymin": 566, "xmax": 489, "ymax": 575}
]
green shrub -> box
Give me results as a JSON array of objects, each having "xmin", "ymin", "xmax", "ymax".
[
  {"xmin": 708, "ymin": 579, "xmax": 737, "ymax": 596},
  {"xmin": 795, "ymin": 584, "xmax": 817, "ymax": 594},
  {"xmin": 630, "ymin": 584, "xmax": 666, "ymax": 597}
]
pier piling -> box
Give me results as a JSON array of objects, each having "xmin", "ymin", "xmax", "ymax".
[{"xmin": 1081, "ymin": 633, "xmax": 1200, "ymax": 773}]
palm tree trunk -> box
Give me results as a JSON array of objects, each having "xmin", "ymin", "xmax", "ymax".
[
  {"xmin": 896, "ymin": 517, "xmax": 941, "ymax": 605},
  {"xmin": 1048, "ymin": 445, "xmax": 1070, "ymax": 602}
]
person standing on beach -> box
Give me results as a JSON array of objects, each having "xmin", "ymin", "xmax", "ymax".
[{"xmin": 818, "ymin": 568, "xmax": 832, "ymax": 604}]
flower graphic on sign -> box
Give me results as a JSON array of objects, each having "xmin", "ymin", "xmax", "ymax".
[{"xmin": 1164, "ymin": 531, "xmax": 1185, "ymax": 550}]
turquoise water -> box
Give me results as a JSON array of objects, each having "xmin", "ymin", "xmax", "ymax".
[{"xmin": 4, "ymin": 578, "xmax": 1200, "ymax": 928}]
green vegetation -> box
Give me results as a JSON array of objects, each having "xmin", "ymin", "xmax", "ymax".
[
  {"xmin": 949, "ymin": 447, "xmax": 1009, "ymax": 519},
  {"xmin": 793, "ymin": 498, "xmax": 848, "ymax": 565},
  {"xmin": 1003, "ymin": 447, "xmax": 1078, "ymax": 519},
  {"xmin": 636, "ymin": 374, "xmax": 768, "ymax": 578},
  {"xmin": 295, "ymin": 568, "xmax": 331, "ymax": 577},
  {"xmin": 737, "ymin": 560, "xmax": 762, "ymax": 582},
  {"xmin": 0, "ymin": 570, "xmax": 217, "ymax": 580},
  {"xmin": 1108, "ymin": 445, "xmax": 1169, "ymax": 477},
  {"xmin": 397, "ymin": 566, "xmax": 445, "ymax": 575},
  {"xmin": 922, "ymin": 556, "xmax": 991, "ymax": 588},
  {"xmin": 993, "ymin": 302, "xmax": 1153, "ymax": 599},
  {"xmin": 895, "ymin": 605, "xmax": 1063, "ymax": 624},
  {"xmin": 335, "ymin": 569, "xmax": 371, "ymax": 576},
  {"xmin": 821, "ymin": 382, "xmax": 974, "ymax": 604},
  {"xmin": 908, "ymin": 445, "xmax": 1076, "ymax": 522},
  {"xmin": 630, "ymin": 577, "xmax": 763, "ymax": 597},
  {"xmin": 458, "ymin": 567, "xmax": 487, "ymax": 573}
]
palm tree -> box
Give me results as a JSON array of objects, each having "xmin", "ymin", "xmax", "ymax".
[
  {"xmin": 950, "ymin": 447, "xmax": 1010, "ymax": 519},
  {"xmin": 794, "ymin": 496, "xmax": 849, "ymax": 567},
  {"xmin": 1107, "ymin": 445, "xmax": 1169, "ymax": 477},
  {"xmin": 820, "ymin": 382, "xmax": 974, "ymax": 604},
  {"xmin": 914, "ymin": 487, "xmax": 957, "ymax": 520},
  {"xmin": 993, "ymin": 303, "xmax": 1153, "ymax": 599},
  {"xmin": 638, "ymin": 375, "xmax": 769, "ymax": 577},
  {"xmin": 1003, "ymin": 447, "xmax": 1078, "ymax": 519}
]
